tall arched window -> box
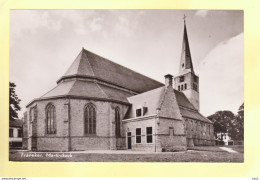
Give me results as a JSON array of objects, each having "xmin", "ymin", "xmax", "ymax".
[
  {"xmin": 84, "ymin": 103, "xmax": 96, "ymax": 134},
  {"xmin": 115, "ymin": 107, "xmax": 120, "ymax": 137},
  {"xmin": 46, "ymin": 103, "xmax": 56, "ymax": 134}
]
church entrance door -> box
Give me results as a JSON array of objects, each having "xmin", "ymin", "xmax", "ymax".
[{"xmin": 127, "ymin": 132, "xmax": 132, "ymax": 149}]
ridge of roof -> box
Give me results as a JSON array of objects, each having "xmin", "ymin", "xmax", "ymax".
[
  {"xmin": 96, "ymin": 82, "xmax": 110, "ymax": 99},
  {"xmin": 58, "ymin": 48, "xmax": 163, "ymax": 93},
  {"xmin": 63, "ymin": 49, "xmax": 95, "ymax": 77}
]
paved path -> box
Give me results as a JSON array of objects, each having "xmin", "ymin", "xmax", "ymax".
[{"xmin": 219, "ymin": 147, "xmax": 238, "ymax": 153}]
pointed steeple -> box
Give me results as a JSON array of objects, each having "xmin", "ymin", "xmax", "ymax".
[{"xmin": 179, "ymin": 15, "xmax": 195, "ymax": 74}]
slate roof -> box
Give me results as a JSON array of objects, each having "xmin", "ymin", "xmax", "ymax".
[
  {"xmin": 10, "ymin": 119, "xmax": 24, "ymax": 128},
  {"xmin": 41, "ymin": 79, "xmax": 135, "ymax": 104},
  {"xmin": 28, "ymin": 48, "xmax": 162, "ymax": 106},
  {"xmin": 126, "ymin": 86, "xmax": 212, "ymax": 123},
  {"xmin": 58, "ymin": 48, "xmax": 163, "ymax": 93},
  {"xmin": 179, "ymin": 23, "xmax": 195, "ymax": 74},
  {"xmin": 28, "ymin": 48, "xmax": 211, "ymax": 124},
  {"xmin": 127, "ymin": 87, "xmax": 165, "ymax": 117},
  {"xmin": 174, "ymin": 90, "xmax": 196, "ymax": 110}
]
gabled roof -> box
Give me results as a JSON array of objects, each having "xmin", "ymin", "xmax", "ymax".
[
  {"xmin": 174, "ymin": 90, "xmax": 196, "ymax": 110},
  {"xmin": 10, "ymin": 119, "xmax": 24, "ymax": 128},
  {"xmin": 127, "ymin": 87, "xmax": 165, "ymax": 118},
  {"xmin": 125, "ymin": 86, "xmax": 212, "ymax": 123},
  {"xmin": 58, "ymin": 48, "xmax": 163, "ymax": 93},
  {"xmin": 179, "ymin": 107, "xmax": 212, "ymax": 123}
]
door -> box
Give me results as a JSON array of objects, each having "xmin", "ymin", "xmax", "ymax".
[{"xmin": 127, "ymin": 132, "xmax": 132, "ymax": 149}]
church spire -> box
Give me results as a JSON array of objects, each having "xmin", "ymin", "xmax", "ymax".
[{"xmin": 179, "ymin": 15, "xmax": 195, "ymax": 74}]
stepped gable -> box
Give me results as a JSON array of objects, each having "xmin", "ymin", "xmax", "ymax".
[{"xmin": 58, "ymin": 48, "xmax": 163, "ymax": 93}]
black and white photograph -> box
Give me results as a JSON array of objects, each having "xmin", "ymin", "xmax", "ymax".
[{"xmin": 9, "ymin": 10, "xmax": 244, "ymax": 162}]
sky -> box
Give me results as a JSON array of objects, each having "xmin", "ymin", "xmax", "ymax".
[{"xmin": 10, "ymin": 10, "xmax": 244, "ymax": 118}]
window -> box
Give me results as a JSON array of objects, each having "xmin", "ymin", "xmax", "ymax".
[
  {"xmin": 115, "ymin": 107, "xmax": 120, "ymax": 137},
  {"xmin": 179, "ymin": 76, "xmax": 185, "ymax": 82},
  {"xmin": 193, "ymin": 83, "xmax": 197, "ymax": 91},
  {"xmin": 136, "ymin": 108, "xmax": 142, "ymax": 117},
  {"xmin": 181, "ymin": 84, "xmax": 183, "ymax": 90},
  {"xmin": 194, "ymin": 76, "xmax": 198, "ymax": 82},
  {"xmin": 136, "ymin": 128, "xmax": 141, "ymax": 143},
  {"xmin": 178, "ymin": 86, "xmax": 180, "ymax": 91},
  {"xmin": 182, "ymin": 63, "xmax": 184, "ymax": 68},
  {"xmin": 169, "ymin": 127, "xmax": 174, "ymax": 136},
  {"xmin": 18, "ymin": 129, "xmax": 22, "ymax": 137},
  {"xmin": 184, "ymin": 83, "xmax": 187, "ymax": 89},
  {"xmin": 84, "ymin": 103, "xmax": 96, "ymax": 134},
  {"xmin": 146, "ymin": 127, "xmax": 153, "ymax": 143},
  {"xmin": 30, "ymin": 108, "xmax": 34, "ymax": 122},
  {"xmin": 9, "ymin": 129, "xmax": 13, "ymax": 137},
  {"xmin": 46, "ymin": 103, "xmax": 56, "ymax": 134}
]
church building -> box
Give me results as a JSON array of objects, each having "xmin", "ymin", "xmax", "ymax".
[{"xmin": 23, "ymin": 20, "xmax": 215, "ymax": 152}]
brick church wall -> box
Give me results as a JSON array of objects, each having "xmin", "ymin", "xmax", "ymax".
[
  {"xmin": 24, "ymin": 98, "xmax": 129, "ymax": 151},
  {"xmin": 185, "ymin": 119, "xmax": 215, "ymax": 147},
  {"xmin": 158, "ymin": 118, "xmax": 187, "ymax": 151}
]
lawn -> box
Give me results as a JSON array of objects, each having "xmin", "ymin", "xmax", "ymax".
[
  {"xmin": 9, "ymin": 146, "xmax": 244, "ymax": 162},
  {"xmin": 188, "ymin": 145, "xmax": 244, "ymax": 153}
]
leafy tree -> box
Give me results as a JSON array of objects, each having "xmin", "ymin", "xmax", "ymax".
[
  {"xmin": 207, "ymin": 111, "xmax": 235, "ymax": 141},
  {"xmin": 233, "ymin": 103, "xmax": 244, "ymax": 140},
  {"xmin": 9, "ymin": 82, "xmax": 21, "ymax": 121},
  {"xmin": 208, "ymin": 103, "xmax": 244, "ymax": 142}
]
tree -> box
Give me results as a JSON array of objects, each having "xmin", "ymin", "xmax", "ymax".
[
  {"xmin": 232, "ymin": 103, "xmax": 244, "ymax": 141},
  {"xmin": 207, "ymin": 111, "xmax": 235, "ymax": 141},
  {"xmin": 9, "ymin": 82, "xmax": 21, "ymax": 121}
]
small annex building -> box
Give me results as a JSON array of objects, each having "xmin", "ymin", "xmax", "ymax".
[
  {"xmin": 9, "ymin": 119, "xmax": 23, "ymax": 148},
  {"xmin": 23, "ymin": 21, "xmax": 215, "ymax": 152}
]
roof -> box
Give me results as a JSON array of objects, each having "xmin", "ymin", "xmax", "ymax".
[
  {"xmin": 126, "ymin": 86, "xmax": 212, "ymax": 123},
  {"xmin": 9, "ymin": 119, "xmax": 23, "ymax": 128},
  {"xmin": 179, "ymin": 23, "xmax": 195, "ymax": 74},
  {"xmin": 174, "ymin": 89, "xmax": 196, "ymax": 110},
  {"xmin": 127, "ymin": 86, "xmax": 165, "ymax": 117},
  {"xmin": 179, "ymin": 107, "xmax": 212, "ymax": 123},
  {"xmin": 41, "ymin": 79, "xmax": 135, "ymax": 104},
  {"xmin": 58, "ymin": 48, "xmax": 163, "ymax": 93}
]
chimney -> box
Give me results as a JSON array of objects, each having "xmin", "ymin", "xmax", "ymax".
[{"xmin": 164, "ymin": 74, "xmax": 173, "ymax": 88}]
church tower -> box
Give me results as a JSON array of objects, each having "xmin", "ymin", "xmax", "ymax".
[{"xmin": 174, "ymin": 15, "xmax": 200, "ymax": 111}]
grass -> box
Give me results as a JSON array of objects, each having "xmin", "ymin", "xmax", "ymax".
[{"xmin": 9, "ymin": 146, "xmax": 244, "ymax": 162}]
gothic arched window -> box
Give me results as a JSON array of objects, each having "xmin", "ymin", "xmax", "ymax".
[
  {"xmin": 115, "ymin": 107, "xmax": 120, "ymax": 137},
  {"xmin": 84, "ymin": 103, "xmax": 96, "ymax": 134},
  {"xmin": 46, "ymin": 103, "xmax": 56, "ymax": 134}
]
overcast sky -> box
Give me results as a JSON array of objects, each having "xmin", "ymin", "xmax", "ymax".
[{"xmin": 10, "ymin": 10, "xmax": 244, "ymax": 117}]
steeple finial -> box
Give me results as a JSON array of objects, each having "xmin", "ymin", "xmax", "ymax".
[{"xmin": 183, "ymin": 14, "xmax": 186, "ymax": 24}]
